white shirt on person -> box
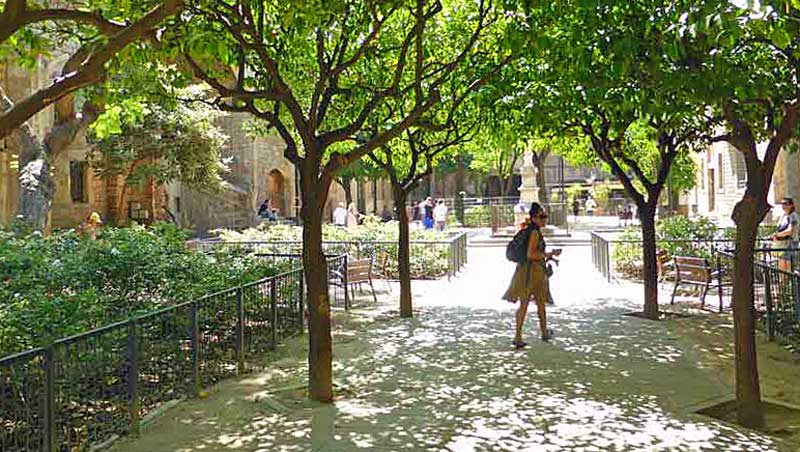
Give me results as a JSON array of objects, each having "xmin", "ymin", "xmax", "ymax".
[
  {"xmin": 434, "ymin": 204, "xmax": 448, "ymax": 222},
  {"xmin": 777, "ymin": 211, "xmax": 800, "ymax": 242},
  {"xmin": 333, "ymin": 207, "xmax": 347, "ymax": 226}
]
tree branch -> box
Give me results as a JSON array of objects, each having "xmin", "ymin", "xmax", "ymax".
[{"xmin": 0, "ymin": 0, "xmax": 185, "ymax": 140}]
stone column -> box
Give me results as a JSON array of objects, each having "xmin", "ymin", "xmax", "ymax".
[
  {"xmin": 518, "ymin": 150, "xmax": 539, "ymax": 205},
  {"xmin": 515, "ymin": 150, "xmax": 539, "ymax": 226}
]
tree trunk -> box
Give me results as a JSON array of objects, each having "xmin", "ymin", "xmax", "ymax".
[
  {"xmin": 502, "ymin": 175, "xmax": 516, "ymax": 198},
  {"xmin": 337, "ymin": 176, "xmax": 353, "ymax": 207},
  {"xmin": 640, "ymin": 203, "xmax": 660, "ymax": 320},
  {"xmin": 455, "ymin": 155, "xmax": 465, "ymax": 224},
  {"xmin": 1, "ymin": 90, "xmax": 96, "ymax": 231},
  {"xmin": 731, "ymin": 195, "xmax": 766, "ymax": 428},
  {"xmin": 15, "ymin": 128, "xmax": 53, "ymax": 231},
  {"xmin": 393, "ymin": 186, "xmax": 413, "ymax": 318},
  {"xmin": 534, "ymin": 158, "xmax": 548, "ymax": 205},
  {"xmin": 300, "ymin": 169, "xmax": 333, "ymax": 403}
]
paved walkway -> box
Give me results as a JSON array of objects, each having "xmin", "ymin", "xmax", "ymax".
[{"xmin": 110, "ymin": 246, "xmax": 795, "ymax": 452}]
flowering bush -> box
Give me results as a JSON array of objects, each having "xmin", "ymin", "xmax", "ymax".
[
  {"xmin": 0, "ymin": 223, "xmax": 286, "ymax": 356},
  {"xmin": 215, "ymin": 217, "xmax": 453, "ymax": 279}
]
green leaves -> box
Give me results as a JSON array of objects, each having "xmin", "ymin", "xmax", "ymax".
[
  {"xmin": 770, "ymin": 25, "xmax": 791, "ymax": 49},
  {"xmin": 88, "ymin": 86, "xmax": 228, "ymax": 192}
]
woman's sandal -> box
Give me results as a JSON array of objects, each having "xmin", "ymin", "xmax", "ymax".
[
  {"xmin": 541, "ymin": 329, "xmax": 555, "ymax": 342},
  {"xmin": 512, "ymin": 340, "xmax": 527, "ymax": 349}
]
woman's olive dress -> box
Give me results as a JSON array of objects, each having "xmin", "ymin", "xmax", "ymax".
[{"xmin": 502, "ymin": 225, "xmax": 550, "ymax": 307}]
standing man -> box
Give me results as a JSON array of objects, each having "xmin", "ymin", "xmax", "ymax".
[
  {"xmin": 423, "ymin": 197, "xmax": 435, "ymax": 229},
  {"xmin": 333, "ymin": 202, "xmax": 347, "ymax": 227},
  {"xmin": 571, "ymin": 198, "xmax": 580, "ymax": 221},
  {"xmin": 433, "ymin": 199, "xmax": 448, "ymax": 231}
]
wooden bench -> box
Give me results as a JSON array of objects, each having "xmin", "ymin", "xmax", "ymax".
[
  {"xmin": 670, "ymin": 256, "xmax": 719, "ymax": 310},
  {"xmin": 330, "ymin": 257, "xmax": 378, "ymax": 307},
  {"xmin": 657, "ymin": 249, "xmax": 673, "ymax": 282}
]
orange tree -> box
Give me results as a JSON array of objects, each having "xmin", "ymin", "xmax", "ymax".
[
  {"xmin": 168, "ymin": 0, "xmax": 499, "ymax": 402},
  {"xmin": 502, "ymin": 0, "xmax": 711, "ymax": 320},
  {"xmin": 687, "ymin": 0, "xmax": 800, "ymax": 427}
]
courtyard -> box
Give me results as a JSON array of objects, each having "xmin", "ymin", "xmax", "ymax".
[{"xmin": 108, "ymin": 244, "xmax": 800, "ymax": 452}]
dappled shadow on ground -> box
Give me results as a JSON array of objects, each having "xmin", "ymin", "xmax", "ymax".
[
  {"xmin": 138, "ymin": 300, "xmax": 788, "ymax": 452},
  {"xmin": 110, "ymin": 245, "xmax": 794, "ymax": 452}
]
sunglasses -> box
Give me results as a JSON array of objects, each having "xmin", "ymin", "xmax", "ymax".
[{"xmin": 536, "ymin": 214, "xmax": 549, "ymax": 219}]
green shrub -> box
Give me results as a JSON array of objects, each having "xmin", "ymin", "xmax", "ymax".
[
  {"xmin": 612, "ymin": 216, "xmax": 721, "ymax": 279},
  {"xmin": 215, "ymin": 219, "xmax": 452, "ymax": 279},
  {"xmin": 0, "ymin": 223, "xmax": 284, "ymax": 355}
]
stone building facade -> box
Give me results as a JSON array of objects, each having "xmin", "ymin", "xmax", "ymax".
[
  {"xmin": 2, "ymin": 56, "xmax": 402, "ymax": 236},
  {"xmin": 687, "ymin": 141, "xmax": 799, "ymax": 226}
]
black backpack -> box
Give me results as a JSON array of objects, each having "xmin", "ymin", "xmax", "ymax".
[{"xmin": 506, "ymin": 224, "xmax": 536, "ymax": 263}]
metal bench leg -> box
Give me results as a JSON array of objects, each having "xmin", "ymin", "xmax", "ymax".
[
  {"xmin": 700, "ymin": 282, "xmax": 709, "ymax": 309},
  {"xmin": 369, "ymin": 277, "xmax": 378, "ymax": 304},
  {"xmin": 671, "ymin": 279, "xmax": 680, "ymax": 305}
]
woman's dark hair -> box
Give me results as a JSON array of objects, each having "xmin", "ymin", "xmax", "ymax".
[{"xmin": 528, "ymin": 202, "xmax": 544, "ymax": 218}]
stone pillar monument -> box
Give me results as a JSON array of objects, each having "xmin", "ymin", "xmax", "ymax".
[
  {"xmin": 518, "ymin": 150, "xmax": 539, "ymax": 205},
  {"xmin": 514, "ymin": 150, "xmax": 539, "ymax": 227},
  {"xmin": 517, "ymin": 150, "xmax": 555, "ymax": 234}
]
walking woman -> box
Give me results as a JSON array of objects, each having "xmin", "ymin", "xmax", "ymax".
[
  {"xmin": 502, "ymin": 202, "xmax": 560, "ymax": 347},
  {"xmin": 772, "ymin": 197, "xmax": 800, "ymax": 272}
]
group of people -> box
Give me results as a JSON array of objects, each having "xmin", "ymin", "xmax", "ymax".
[
  {"xmin": 257, "ymin": 199, "xmax": 279, "ymax": 221},
  {"xmin": 333, "ymin": 202, "xmax": 363, "ymax": 230},
  {"xmin": 570, "ymin": 197, "xmax": 601, "ymax": 218},
  {"xmin": 410, "ymin": 197, "xmax": 448, "ymax": 231}
]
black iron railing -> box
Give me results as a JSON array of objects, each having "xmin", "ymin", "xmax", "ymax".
[
  {"xmin": 589, "ymin": 232, "xmax": 772, "ymax": 282},
  {"xmin": 0, "ymin": 266, "xmax": 307, "ymax": 452},
  {"xmin": 197, "ymin": 232, "xmax": 468, "ymax": 280},
  {"xmin": 715, "ymin": 251, "xmax": 799, "ymax": 344}
]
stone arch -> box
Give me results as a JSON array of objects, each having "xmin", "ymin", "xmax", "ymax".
[{"xmin": 266, "ymin": 169, "xmax": 286, "ymax": 215}]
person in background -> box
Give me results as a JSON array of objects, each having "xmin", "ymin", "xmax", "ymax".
[
  {"xmin": 380, "ymin": 206, "xmax": 393, "ymax": 222},
  {"xmin": 333, "ymin": 202, "xmax": 347, "ymax": 227},
  {"xmin": 258, "ymin": 199, "xmax": 277, "ymax": 221},
  {"xmin": 433, "ymin": 199, "xmax": 448, "ymax": 231},
  {"xmin": 585, "ymin": 197, "xmax": 596, "ymax": 217},
  {"xmin": 423, "ymin": 197, "xmax": 435, "ymax": 229},
  {"xmin": 772, "ymin": 197, "xmax": 799, "ymax": 272},
  {"xmin": 572, "ymin": 198, "xmax": 580, "ymax": 221},
  {"xmin": 268, "ymin": 199, "xmax": 279, "ymax": 219},
  {"xmin": 79, "ymin": 211, "xmax": 103, "ymax": 239},
  {"xmin": 346, "ymin": 202, "xmax": 361, "ymax": 231},
  {"xmin": 514, "ymin": 198, "xmax": 529, "ymax": 227}
]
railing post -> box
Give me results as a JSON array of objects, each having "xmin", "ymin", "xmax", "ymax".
[
  {"xmin": 764, "ymin": 267, "xmax": 775, "ymax": 341},
  {"xmin": 298, "ymin": 273, "xmax": 305, "ymax": 334},
  {"xmin": 189, "ymin": 302, "xmax": 201, "ymax": 396},
  {"xmin": 716, "ymin": 254, "xmax": 724, "ymax": 313},
  {"xmin": 343, "ymin": 255, "xmax": 350, "ymax": 310},
  {"xmin": 43, "ymin": 346, "xmax": 57, "ymax": 452},
  {"xmin": 236, "ymin": 288, "xmax": 246, "ymax": 374},
  {"xmin": 605, "ymin": 238, "xmax": 611, "ymax": 282},
  {"xmin": 270, "ymin": 279, "xmax": 278, "ymax": 350},
  {"xmin": 127, "ymin": 321, "xmax": 140, "ymax": 436}
]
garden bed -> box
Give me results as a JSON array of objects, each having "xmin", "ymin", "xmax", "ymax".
[
  {"xmin": 212, "ymin": 218, "xmax": 456, "ymax": 280},
  {"xmin": 0, "ymin": 223, "xmax": 290, "ymax": 357},
  {"xmin": 696, "ymin": 399, "xmax": 800, "ymax": 439}
]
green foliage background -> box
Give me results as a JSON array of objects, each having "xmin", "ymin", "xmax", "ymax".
[
  {"xmin": 216, "ymin": 218, "xmax": 453, "ymax": 280},
  {"xmin": 0, "ymin": 223, "xmax": 284, "ymax": 356}
]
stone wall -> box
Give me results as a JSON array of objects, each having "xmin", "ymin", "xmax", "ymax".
[{"xmin": 691, "ymin": 141, "xmax": 780, "ymax": 226}]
